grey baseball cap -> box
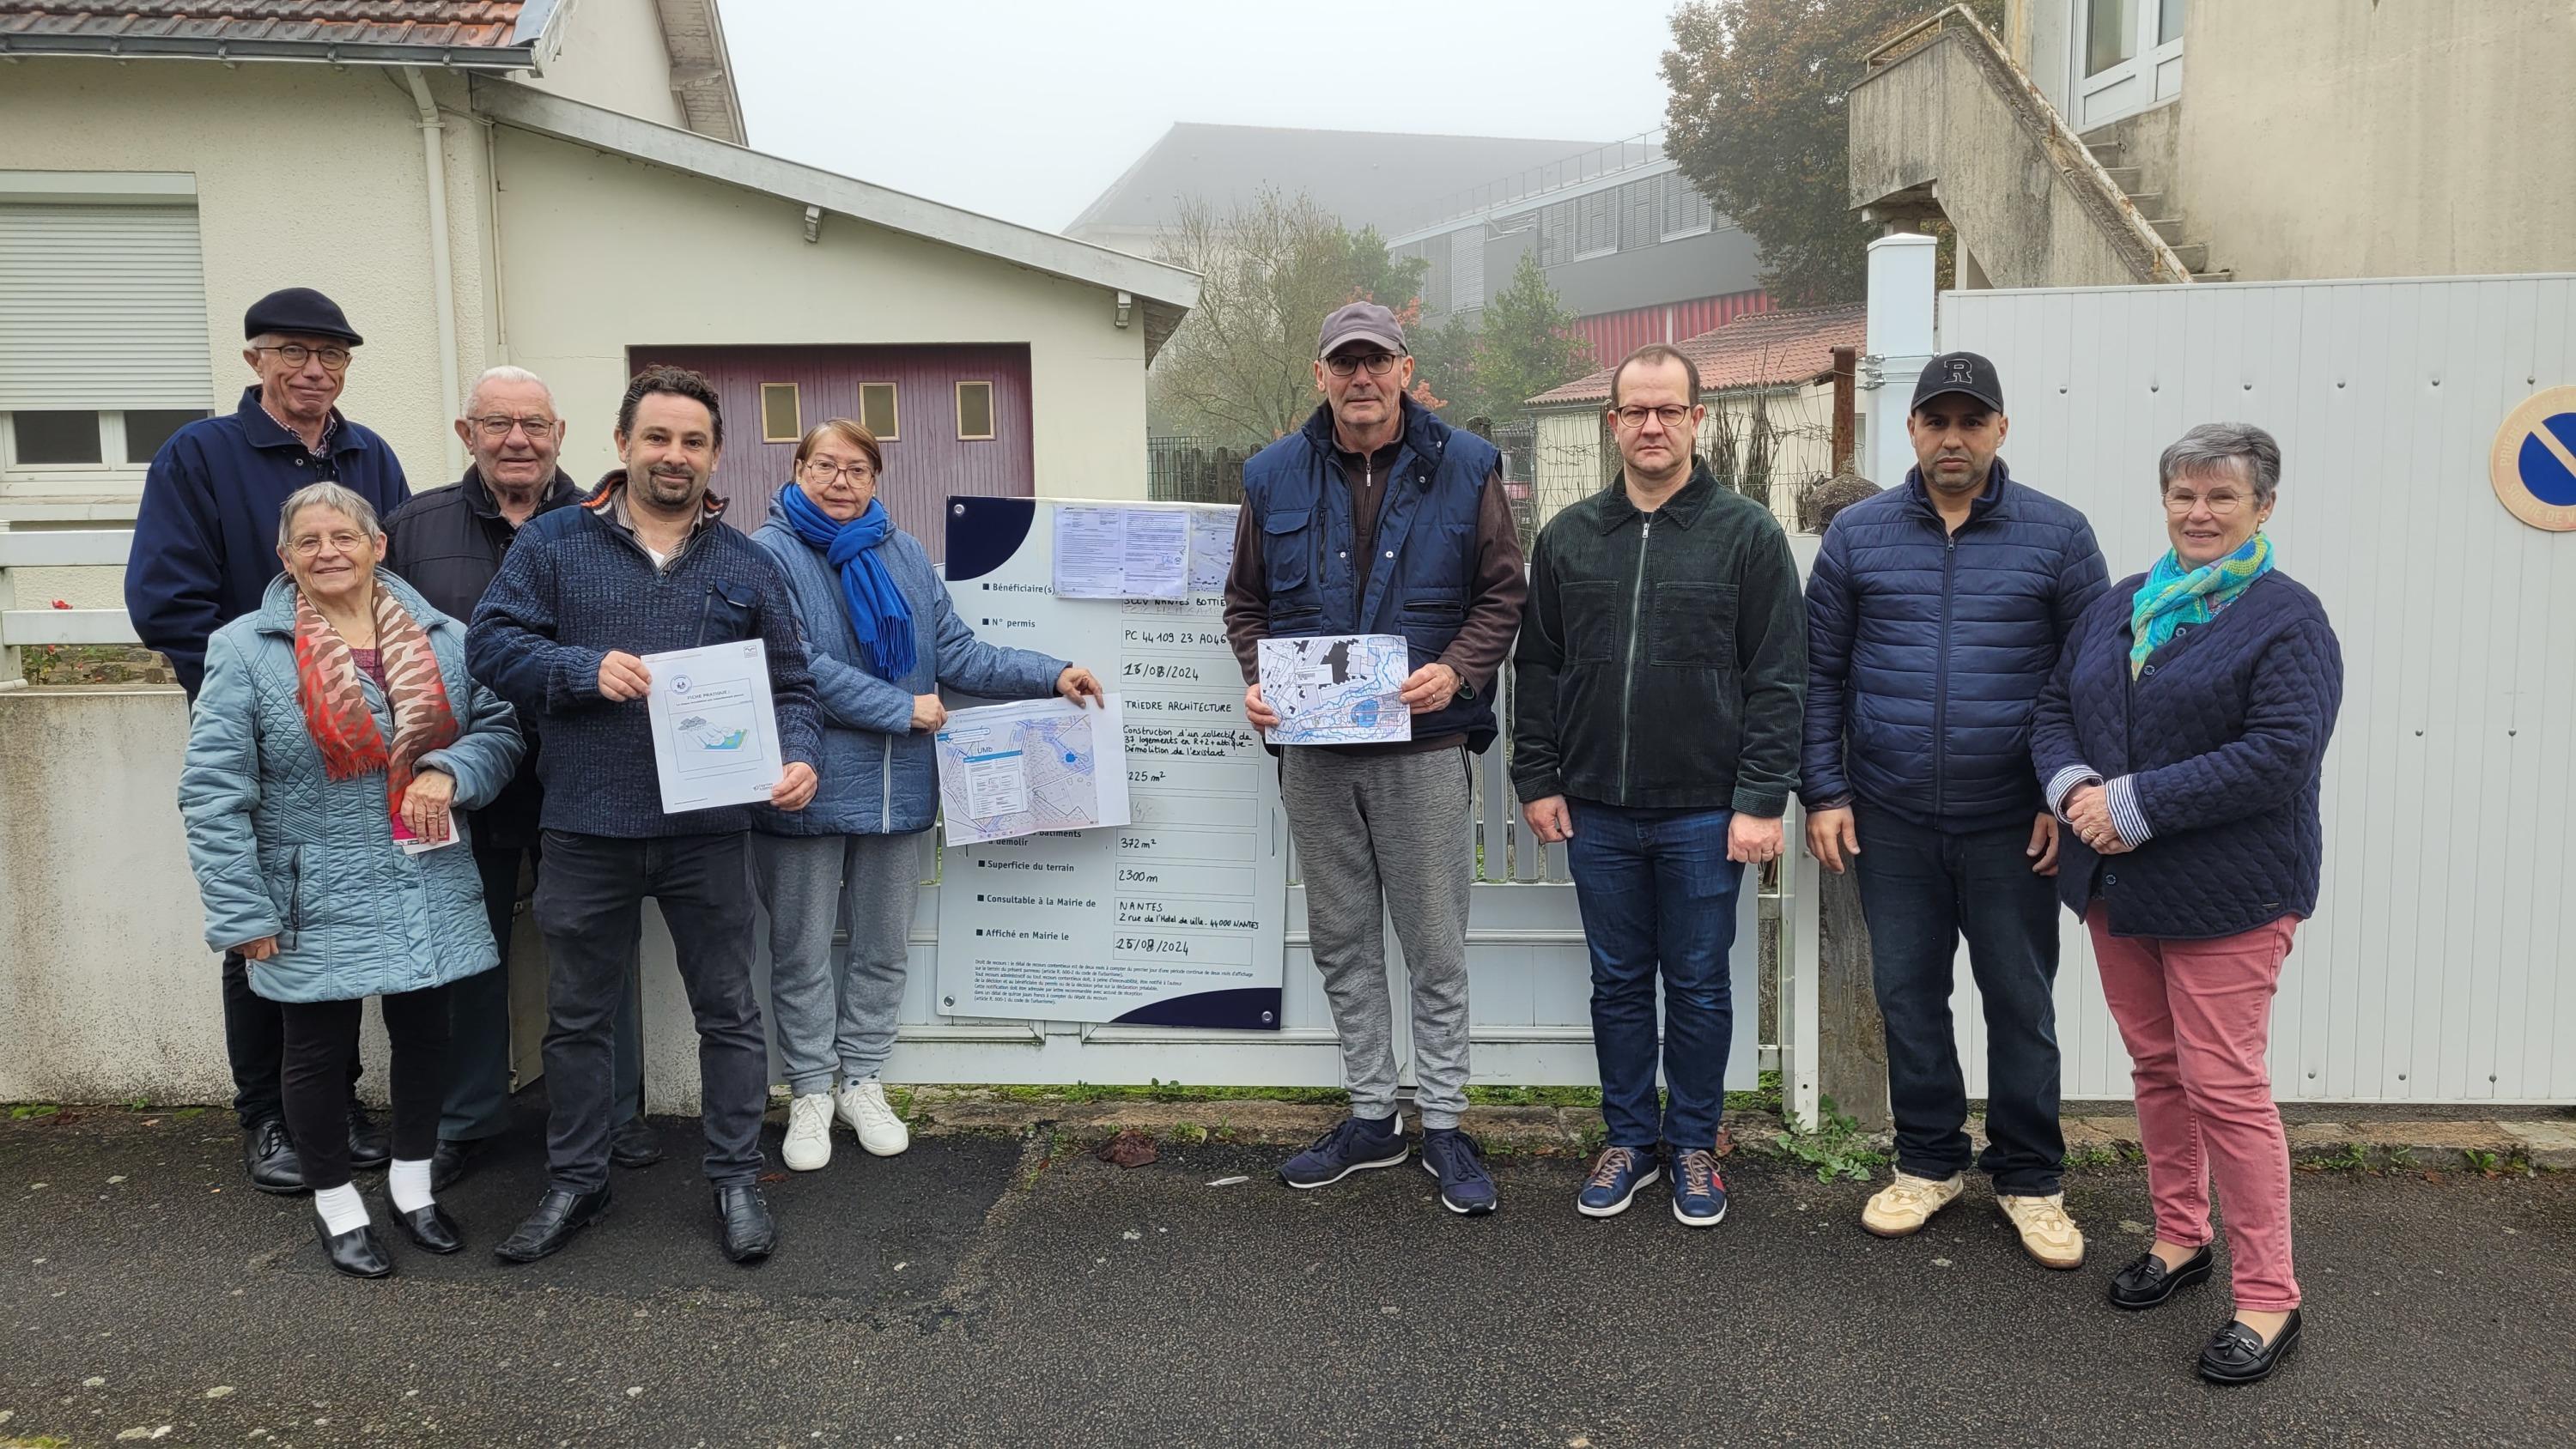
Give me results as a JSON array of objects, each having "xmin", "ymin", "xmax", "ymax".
[{"xmin": 1317, "ymin": 300, "xmax": 1406, "ymax": 358}]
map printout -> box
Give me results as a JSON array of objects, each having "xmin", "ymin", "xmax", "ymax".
[
  {"xmin": 935, "ymin": 695, "xmax": 1133, "ymax": 846},
  {"xmin": 1256, "ymin": 634, "xmax": 1411, "ymax": 746}
]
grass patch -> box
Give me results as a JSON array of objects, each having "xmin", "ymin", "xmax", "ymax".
[
  {"xmin": 8, "ymin": 1104, "xmax": 60, "ymax": 1120},
  {"xmin": 1724, "ymin": 1069, "xmax": 1784, "ymax": 1115},
  {"xmin": 1771, "ymin": 1095, "xmax": 1890, "ymax": 1183},
  {"xmin": 981, "ymin": 1081, "xmax": 1348, "ymax": 1106},
  {"xmin": 1464, "ymin": 1085, "xmax": 1601, "ymax": 1107}
]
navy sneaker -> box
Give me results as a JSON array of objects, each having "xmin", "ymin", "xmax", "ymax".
[
  {"xmin": 1278, "ymin": 1114, "xmax": 1407, "ymax": 1188},
  {"xmin": 1420, "ymin": 1128, "xmax": 1498, "ymax": 1216},
  {"xmin": 1671, "ymin": 1147, "xmax": 1728, "ymax": 1228},
  {"xmin": 1576, "ymin": 1144, "xmax": 1662, "ymax": 1218}
]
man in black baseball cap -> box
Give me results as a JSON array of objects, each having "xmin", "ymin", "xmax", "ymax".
[
  {"xmin": 1800, "ymin": 348, "xmax": 2109, "ymax": 1269},
  {"xmin": 125, "ymin": 285, "xmax": 411, "ymax": 1195}
]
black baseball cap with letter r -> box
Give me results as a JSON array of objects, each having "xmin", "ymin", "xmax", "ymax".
[{"xmin": 1911, "ymin": 351, "xmax": 2004, "ymax": 414}]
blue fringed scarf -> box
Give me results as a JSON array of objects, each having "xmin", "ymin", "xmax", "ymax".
[{"xmin": 776, "ymin": 483, "xmax": 915, "ymax": 680}]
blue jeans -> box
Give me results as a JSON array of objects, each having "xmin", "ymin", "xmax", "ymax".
[
  {"xmin": 1564, "ymin": 800, "xmax": 1744, "ymax": 1150},
  {"xmin": 1852, "ymin": 803, "xmax": 2064, "ymax": 1194}
]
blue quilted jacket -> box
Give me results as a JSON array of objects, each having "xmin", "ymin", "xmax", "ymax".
[
  {"xmin": 2030, "ymin": 568, "xmax": 2343, "ymax": 939},
  {"xmin": 180, "ymin": 573, "xmax": 525, "ymax": 1003},
  {"xmin": 1801, "ymin": 463, "xmax": 2107, "ymax": 829}
]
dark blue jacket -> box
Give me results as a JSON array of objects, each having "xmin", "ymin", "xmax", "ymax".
[
  {"xmin": 1237, "ymin": 397, "xmax": 1504, "ymax": 749},
  {"xmin": 2030, "ymin": 569, "xmax": 2344, "ymax": 939},
  {"xmin": 1801, "ymin": 462, "xmax": 2106, "ymax": 830},
  {"xmin": 125, "ymin": 386, "xmax": 411, "ymax": 697},
  {"xmin": 465, "ymin": 476, "xmax": 822, "ymax": 840}
]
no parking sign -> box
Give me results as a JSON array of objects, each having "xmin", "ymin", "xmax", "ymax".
[{"xmin": 2490, "ymin": 385, "xmax": 2576, "ymax": 531}]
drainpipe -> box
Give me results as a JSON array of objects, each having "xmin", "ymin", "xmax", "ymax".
[{"xmin": 403, "ymin": 67, "xmax": 465, "ymax": 476}]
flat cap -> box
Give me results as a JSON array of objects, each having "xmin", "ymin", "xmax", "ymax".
[{"xmin": 244, "ymin": 287, "xmax": 363, "ymax": 347}]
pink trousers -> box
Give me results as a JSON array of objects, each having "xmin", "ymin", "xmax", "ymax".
[{"xmin": 2087, "ymin": 905, "xmax": 2302, "ymax": 1313}]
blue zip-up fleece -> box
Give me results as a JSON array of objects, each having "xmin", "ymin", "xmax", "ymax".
[
  {"xmin": 125, "ymin": 386, "xmax": 412, "ymax": 697},
  {"xmin": 2032, "ymin": 569, "xmax": 2344, "ymax": 939},
  {"xmin": 465, "ymin": 475, "xmax": 822, "ymax": 839},
  {"xmin": 180, "ymin": 573, "xmax": 523, "ymax": 1003},
  {"xmin": 749, "ymin": 488, "xmax": 1066, "ymax": 837},
  {"xmin": 1801, "ymin": 462, "xmax": 2107, "ymax": 830}
]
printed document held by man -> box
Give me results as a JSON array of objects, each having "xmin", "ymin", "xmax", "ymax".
[
  {"xmin": 642, "ymin": 638, "xmax": 787, "ymax": 813},
  {"xmin": 1257, "ymin": 634, "xmax": 1411, "ymax": 745}
]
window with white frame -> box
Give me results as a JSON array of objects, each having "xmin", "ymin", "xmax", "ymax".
[
  {"xmin": 2072, "ymin": 0, "xmax": 2184, "ymax": 130},
  {"xmin": 0, "ymin": 178, "xmax": 216, "ymax": 492}
]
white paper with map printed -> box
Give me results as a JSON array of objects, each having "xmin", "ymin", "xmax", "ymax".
[
  {"xmin": 935, "ymin": 695, "xmax": 1133, "ymax": 846},
  {"xmin": 1256, "ymin": 634, "xmax": 1411, "ymax": 746}
]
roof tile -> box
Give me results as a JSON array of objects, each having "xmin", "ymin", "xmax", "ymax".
[{"xmin": 0, "ymin": 2, "xmax": 527, "ymax": 51}]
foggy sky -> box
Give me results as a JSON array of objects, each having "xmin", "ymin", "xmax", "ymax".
[{"xmin": 726, "ymin": 0, "xmax": 1691, "ymax": 233}]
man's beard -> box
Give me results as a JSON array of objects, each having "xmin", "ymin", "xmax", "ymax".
[{"xmin": 635, "ymin": 467, "xmax": 701, "ymax": 509}]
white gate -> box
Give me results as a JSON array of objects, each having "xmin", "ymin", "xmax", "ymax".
[{"xmin": 1922, "ymin": 274, "xmax": 2576, "ymax": 1105}]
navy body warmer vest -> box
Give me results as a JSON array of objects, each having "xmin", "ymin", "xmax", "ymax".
[{"xmin": 1239, "ymin": 402, "xmax": 1502, "ymax": 750}]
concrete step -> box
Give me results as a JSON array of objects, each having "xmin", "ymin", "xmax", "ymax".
[
  {"xmin": 2085, "ymin": 138, "xmax": 2124, "ymax": 162},
  {"xmin": 2169, "ymin": 242, "xmax": 2210, "ymax": 271},
  {"xmin": 2099, "ymin": 166, "xmax": 2142, "ymax": 191},
  {"xmin": 2123, "ymin": 191, "xmax": 2164, "ymax": 213},
  {"xmin": 2147, "ymin": 216, "xmax": 2189, "ymax": 244},
  {"xmin": 2190, "ymin": 270, "xmax": 2237, "ymax": 284}
]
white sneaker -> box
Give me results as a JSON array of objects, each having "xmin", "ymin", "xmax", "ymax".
[
  {"xmin": 781, "ymin": 1091, "xmax": 835, "ymax": 1172},
  {"xmin": 836, "ymin": 1078, "xmax": 911, "ymax": 1157}
]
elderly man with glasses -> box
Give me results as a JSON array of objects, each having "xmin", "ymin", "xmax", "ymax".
[
  {"xmin": 383, "ymin": 367, "xmax": 658, "ymax": 1190},
  {"xmin": 1220, "ymin": 301, "xmax": 1527, "ymax": 1215},
  {"xmin": 126, "ymin": 286, "xmax": 413, "ymax": 1195}
]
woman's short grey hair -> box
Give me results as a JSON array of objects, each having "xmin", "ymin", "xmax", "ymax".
[
  {"xmin": 2158, "ymin": 422, "xmax": 2281, "ymax": 506},
  {"xmin": 276, "ymin": 482, "xmax": 386, "ymax": 552}
]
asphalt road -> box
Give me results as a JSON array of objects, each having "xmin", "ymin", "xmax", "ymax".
[{"xmin": 3, "ymin": 1107, "xmax": 2570, "ymax": 1447}]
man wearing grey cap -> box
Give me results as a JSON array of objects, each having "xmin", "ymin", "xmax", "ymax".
[
  {"xmin": 1799, "ymin": 351, "xmax": 2106, "ymax": 1267},
  {"xmin": 1221, "ymin": 301, "xmax": 1527, "ymax": 1215},
  {"xmin": 127, "ymin": 286, "xmax": 411, "ymax": 1194}
]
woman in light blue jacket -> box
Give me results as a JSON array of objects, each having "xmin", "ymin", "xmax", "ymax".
[
  {"xmin": 181, "ymin": 482, "xmax": 523, "ymax": 1278},
  {"xmin": 750, "ymin": 420, "xmax": 1103, "ymax": 1172}
]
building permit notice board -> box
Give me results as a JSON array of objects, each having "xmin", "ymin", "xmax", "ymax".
[{"xmin": 939, "ymin": 497, "xmax": 1286, "ymax": 1030}]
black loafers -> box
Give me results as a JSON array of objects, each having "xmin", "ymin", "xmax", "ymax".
[
  {"xmin": 315, "ymin": 1217, "xmax": 392, "ymax": 1279},
  {"xmin": 715, "ymin": 1185, "xmax": 776, "ymax": 1264},
  {"xmin": 493, "ymin": 1185, "xmax": 612, "ymax": 1264},
  {"xmin": 392, "ymin": 1201, "xmax": 465, "ymax": 1255},
  {"xmin": 429, "ymin": 1137, "xmax": 489, "ymax": 1193},
  {"xmin": 611, "ymin": 1117, "xmax": 664, "ymax": 1169},
  {"xmin": 243, "ymin": 1119, "xmax": 306, "ymax": 1195},
  {"xmin": 2199, "ymin": 1309, "xmax": 2302, "ymax": 1385},
  {"xmin": 2107, "ymin": 1244, "xmax": 2215, "ymax": 1310},
  {"xmin": 347, "ymin": 1109, "xmax": 392, "ymax": 1171}
]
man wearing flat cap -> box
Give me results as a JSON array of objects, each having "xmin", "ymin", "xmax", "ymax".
[
  {"xmin": 127, "ymin": 286, "xmax": 412, "ymax": 1194},
  {"xmin": 1220, "ymin": 301, "xmax": 1527, "ymax": 1215}
]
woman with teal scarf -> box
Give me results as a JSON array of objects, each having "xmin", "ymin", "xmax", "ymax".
[
  {"xmin": 2032, "ymin": 422, "xmax": 2344, "ymax": 1386},
  {"xmin": 749, "ymin": 421, "xmax": 1105, "ymax": 1173}
]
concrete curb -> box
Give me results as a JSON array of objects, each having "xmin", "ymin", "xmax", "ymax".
[{"xmin": 886, "ymin": 1090, "xmax": 2571, "ymax": 1172}]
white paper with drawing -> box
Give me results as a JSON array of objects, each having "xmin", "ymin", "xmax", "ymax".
[
  {"xmin": 642, "ymin": 638, "xmax": 786, "ymax": 813},
  {"xmin": 934, "ymin": 694, "xmax": 1133, "ymax": 846},
  {"xmin": 1257, "ymin": 634, "xmax": 1411, "ymax": 745}
]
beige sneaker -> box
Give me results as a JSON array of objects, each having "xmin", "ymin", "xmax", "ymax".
[
  {"xmin": 1999, "ymin": 1191, "xmax": 2087, "ymax": 1270},
  {"xmin": 1862, "ymin": 1170, "xmax": 1964, "ymax": 1237}
]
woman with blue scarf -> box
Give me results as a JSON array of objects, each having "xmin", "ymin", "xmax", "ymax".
[
  {"xmin": 750, "ymin": 421, "xmax": 1103, "ymax": 1172},
  {"xmin": 2032, "ymin": 422, "xmax": 2343, "ymax": 1386}
]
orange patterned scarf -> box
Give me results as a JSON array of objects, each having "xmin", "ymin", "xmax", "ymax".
[{"xmin": 293, "ymin": 584, "xmax": 459, "ymax": 828}]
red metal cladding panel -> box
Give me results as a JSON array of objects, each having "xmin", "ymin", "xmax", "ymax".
[
  {"xmin": 625, "ymin": 344, "xmax": 1035, "ymax": 564},
  {"xmin": 1569, "ymin": 290, "xmax": 1774, "ymax": 378}
]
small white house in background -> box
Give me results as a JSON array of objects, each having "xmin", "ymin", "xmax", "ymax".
[
  {"xmin": 0, "ymin": 0, "xmax": 1198, "ymax": 605},
  {"xmin": 1523, "ymin": 302, "xmax": 1867, "ymax": 535}
]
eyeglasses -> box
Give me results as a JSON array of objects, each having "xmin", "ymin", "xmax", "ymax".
[
  {"xmin": 469, "ymin": 414, "xmax": 558, "ymax": 440},
  {"xmin": 2162, "ymin": 489, "xmax": 2251, "ymax": 514},
  {"xmin": 255, "ymin": 343, "xmax": 352, "ymax": 373},
  {"xmin": 288, "ymin": 530, "xmax": 370, "ymax": 558},
  {"xmin": 1324, "ymin": 352, "xmax": 1401, "ymax": 378},
  {"xmin": 802, "ymin": 459, "xmax": 877, "ymax": 487},
  {"xmin": 1613, "ymin": 404, "xmax": 1693, "ymax": 430}
]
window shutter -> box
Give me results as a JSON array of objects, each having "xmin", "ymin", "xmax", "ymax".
[{"xmin": 0, "ymin": 204, "xmax": 213, "ymax": 410}]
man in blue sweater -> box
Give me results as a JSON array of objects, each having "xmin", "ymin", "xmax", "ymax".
[
  {"xmin": 125, "ymin": 287, "xmax": 408, "ymax": 1194},
  {"xmin": 468, "ymin": 366, "xmax": 821, "ymax": 1266},
  {"xmin": 1801, "ymin": 354, "xmax": 2107, "ymax": 1269}
]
